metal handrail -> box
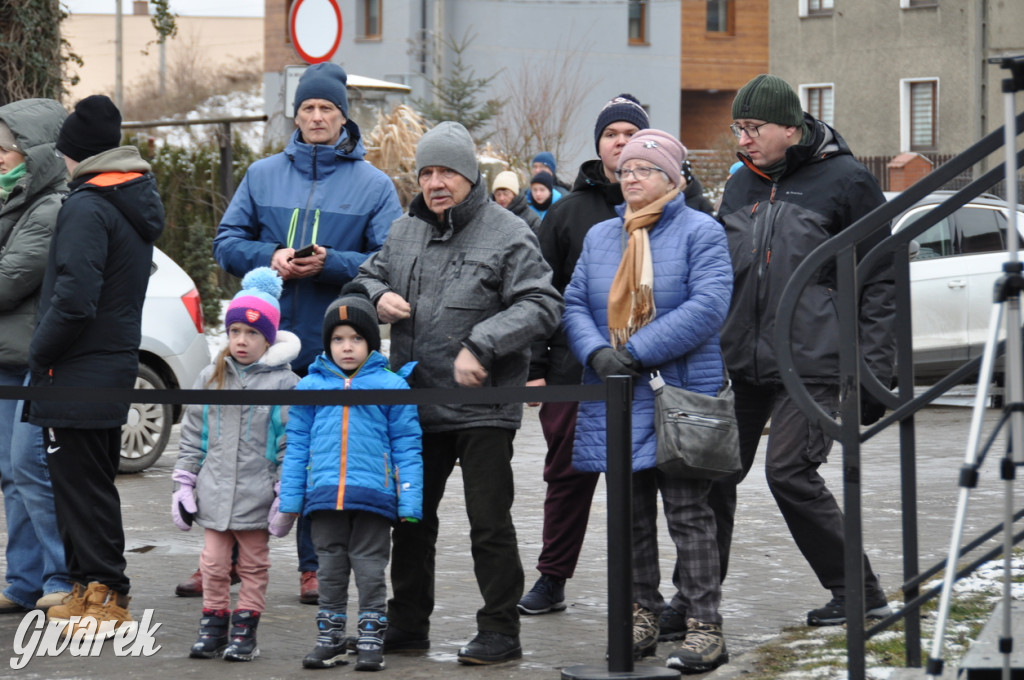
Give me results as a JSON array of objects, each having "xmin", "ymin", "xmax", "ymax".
[{"xmin": 773, "ymin": 107, "xmax": 1024, "ymax": 679}]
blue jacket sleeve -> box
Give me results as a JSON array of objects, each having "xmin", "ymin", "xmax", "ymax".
[
  {"xmin": 389, "ymin": 397, "xmax": 423, "ymax": 520},
  {"xmin": 212, "ymin": 172, "xmax": 279, "ymax": 278}
]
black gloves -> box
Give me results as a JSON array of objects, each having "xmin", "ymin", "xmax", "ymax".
[
  {"xmin": 589, "ymin": 347, "xmax": 641, "ymax": 382},
  {"xmin": 860, "ymin": 391, "xmax": 887, "ymax": 425}
]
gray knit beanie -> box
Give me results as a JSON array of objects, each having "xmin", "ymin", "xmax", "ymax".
[
  {"xmin": 415, "ymin": 121, "xmax": 478, "ymax": 184},
  {"xmin": 732, "ymin": 74, "xmax": 804, "ymax": 126}
]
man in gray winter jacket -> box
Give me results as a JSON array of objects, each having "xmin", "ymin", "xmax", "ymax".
[{"xmin": 356, "ymin": 121, "xmax": 562, "ymax": 666}]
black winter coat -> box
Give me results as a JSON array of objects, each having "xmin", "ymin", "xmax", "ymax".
[
  {"xmin": 718, "ymin": 114, "xmax": 895, "ymax": 386},
  {"xmin": 29, "ymin": 146, "xmax": 165, "ymax": 428}
]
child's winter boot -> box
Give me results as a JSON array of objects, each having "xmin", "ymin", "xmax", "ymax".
[
  {"xmin": 222, "ymin": 609, "xmax": 260, "ymax": 661},
  {"xmin": 355, "ymin": 610, "xmax": 388, "ymax": 671},
  {"xmin": 302, "ymin": 610, "xmax": 348, "ymax": 668},
  {"xmin": 189, "ymin": 608, "xmax": 230, "ymax": 659}
]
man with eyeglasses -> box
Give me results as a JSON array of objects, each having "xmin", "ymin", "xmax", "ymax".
[
  {"xmin": 710, "ymin": 74, "xmax": 896, "ymax": 628},
  {"xmin": 355, "ymin": 121, "xmax": 562, "ymax": 665}
]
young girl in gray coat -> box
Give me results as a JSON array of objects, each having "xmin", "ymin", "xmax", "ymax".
[{"xmin": 173, "ymin": 268, "xmax": 300, "ymax": 662}]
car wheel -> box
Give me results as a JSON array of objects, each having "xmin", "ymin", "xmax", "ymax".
[{"xmin": 120, "ymin": 363, "xmax": 172, "ymax": 473}]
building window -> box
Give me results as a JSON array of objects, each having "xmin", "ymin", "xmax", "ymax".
[
  {"xmin": 901, "ymin": 78, "xmax": 938, "ymax": 151},
  {"xmin": 706, "ymin": 0, "xmax": 733, "ymax": 33},
  {"xmin": 799, "ymin": 0, "xmax": 833, "ymax": 17},
  {"xmin": 629, "ymin": 0, "xmax": 648, "ymax": 45},
  {"xmin": 358, "ymin": 0, "xmax": 382, "ymax": 39},
  {"xmin": 800, "ymin": 84, "xmax": 834, "ymax": 126}
]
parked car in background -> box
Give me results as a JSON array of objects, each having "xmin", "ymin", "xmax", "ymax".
[
  {"xmin": 120, "ymin": 247, "xmax": 210, "ymax": 473},
  {"xmin": 889, "ymin": 191, "xmax": 1024, "ymax": 383}
]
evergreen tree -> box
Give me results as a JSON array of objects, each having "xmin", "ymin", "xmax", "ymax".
[{"xmin": 413, "ymin": 31, "xmax": 504, "ymax": 144}]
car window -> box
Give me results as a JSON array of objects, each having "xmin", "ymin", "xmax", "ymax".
[
  {"xmin": 956, "ymin": 206, "xmax": 1005, "ymax": 255},
  {"xmin": 903, "ymin": 213, "xmax": 954, "ymax": 259}
]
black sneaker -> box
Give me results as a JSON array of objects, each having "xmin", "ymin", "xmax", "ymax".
[
  {"xmin": 807, "ymin": 595, "xmax": 892, "ymax": 626},
  {"xmin": 632, "ymin": 605, "xmax": 658, "ymax": 659},
  {"xmin": 517, "ymin": 574, "xmax": 567, "ymax": 615},
  {"xmin": 457, "ymin": 631, "xmax": 523, "ymax": 665},
  {"xmin": 666, "ymin": 619, "xmax": 729, "ymax": 674},
  {"xmin": 658, "ymin": 605, "xmax": 688, "ymax": 642},
  {"xmin": 382, "ymin": 625, "xmax": 429, "ymax": 653}
]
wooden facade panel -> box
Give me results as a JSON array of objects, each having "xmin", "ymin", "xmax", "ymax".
[{"xmin": 680, "ymin": 0, "xmax": 769, "ymax": 90}]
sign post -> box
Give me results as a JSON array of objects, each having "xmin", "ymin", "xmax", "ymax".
[{"xmin": 289, "ymin": 0, "xmax": 343, "ymax": 64}]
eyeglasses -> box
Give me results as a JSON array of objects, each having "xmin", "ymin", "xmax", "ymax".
[
  {"xmin": 614, "ymin": 165, "xmax": 664, "ymax": 181},
  {"xmin": 729, "ymin": 122, "xmax": 771, "ymax": 139},
  {"xmin": 53, "ymin": 148, "xmax": 65, "ymax": 159}
]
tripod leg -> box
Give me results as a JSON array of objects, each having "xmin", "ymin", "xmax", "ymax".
[{"xmin": 926, "ymin": 301, "xmax": 1004, "ymax": 677}]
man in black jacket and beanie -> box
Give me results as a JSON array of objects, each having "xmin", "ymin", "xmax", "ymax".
[
  {"xmin": 710, "ymin": 74, "xmax": 895, "ymax": 628},
  {"xmin": 29, "ymin": 94, "xmax": 165, "ymax": 639},
  {"xmin": 519, "ymin": 94, "xmax": 650, "ymax": 615}
]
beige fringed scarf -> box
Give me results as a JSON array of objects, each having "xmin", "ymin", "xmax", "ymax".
[{"xmin": 607, "ymin": 187, "xmax": 680, "ymax": 349}]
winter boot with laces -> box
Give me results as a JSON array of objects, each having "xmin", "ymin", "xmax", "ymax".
[
  {"xmin": 517, "ymin": 574, "xmax": 567, "ymax": 615},
  {"xmin": 47, "ymin": 582, "xmax": 88, "ymax": 624},
  {"xmin": 223, "ymin": 609, "xmax": 260, "ymax": 661},
  {"xmin": 302, "ymin": 610, "xmax": 348, "ymax": 668},
  {"xmin": 355, "ymin": 611, "xmax": 387, "ymax": 671},
  {"xmin": 189, "ymin": 609, "xmax": 230, "ymax": 659},
  {"xmin": 66, "ymin": 582, "xmax": 134, "ymax": 641},
  {"xmin": 666, "ymin": 619, "xmax": 729, "ymax": 674},
  {"xmin": 632, "ymin": 604, "xmax": 658, "ymax": 659}
]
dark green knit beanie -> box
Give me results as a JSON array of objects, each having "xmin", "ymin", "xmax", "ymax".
[{"xmin": 732, "ymin": 74, "xmax": 804, "ymax": 126}]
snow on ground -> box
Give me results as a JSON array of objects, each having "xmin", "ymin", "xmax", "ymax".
[{"xmin": 153, "ymin": 86, "xmax": 265, "ymax": 151}]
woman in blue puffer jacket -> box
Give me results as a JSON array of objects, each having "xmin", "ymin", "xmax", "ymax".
[{"xmin": 562, "ymin": 130, "xmax": 732, "ymax": 672}]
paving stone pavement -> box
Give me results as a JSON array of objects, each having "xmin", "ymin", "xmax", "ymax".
[{"xmin": 0, "ymin": 402, "xmax": 1013, "ymax": 678}]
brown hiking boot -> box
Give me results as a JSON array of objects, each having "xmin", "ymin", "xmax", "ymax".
[
  {"xmin": 47, "ymin": 582, "xmax": 87, "ymax": 623},
  {"xmin": 66, "ymin": 582, "xmax": 135, "ymax": 641}
]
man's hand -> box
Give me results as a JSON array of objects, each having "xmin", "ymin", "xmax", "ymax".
[
  {"xmin": 377, "ymin": 291, "xmax": 412, "ymax": 323},
  {"xmin": 271, "ymin": 245, "xmax": 327, "ymax": 280},
  {"xmin": 526, "ymin": 377, "xmax": 545, "ymax": 407},
  {"xmin": 454, "ymin": 347, "xmax": 488, "ymax": 387}
]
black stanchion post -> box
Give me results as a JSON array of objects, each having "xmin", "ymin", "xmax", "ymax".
[
  {"xmin": 606, "ymin": 374, "xmax": 634, "ymax": 673},
  {"xmin": 562, "ymin": 375, "xmax": 680, "ymax": 680}
]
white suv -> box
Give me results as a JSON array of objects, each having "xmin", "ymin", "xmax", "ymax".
[
  {"xmin": 890, "ymin": 191, "xmax": 1024, "ymax": 382},
  {"xmin": 120, "ymin": 247, "xmax": 211, "ymax": 472}
]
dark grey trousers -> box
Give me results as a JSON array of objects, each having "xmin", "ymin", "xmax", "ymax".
[
  {"xmin": 311, "ymin": 509, "xmax": 391, "ymax": 615},
  {"xmin": 707, "ymin": 381, "xmax": 883, "ymax": 599}
]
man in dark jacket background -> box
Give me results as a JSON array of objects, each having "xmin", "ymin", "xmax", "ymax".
[
  {"xmin": 709, "ymin": 74, "xmax": 896, "ymax": 629},
  {"xmin": 517, "ymin": 94, "xmax": 649, "ymax": 616},
  {"xmin": 29, "ymin": 95, "xmax": 165, "ymax": 638}
]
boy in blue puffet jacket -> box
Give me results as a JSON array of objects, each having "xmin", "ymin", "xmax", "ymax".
[{"xmin": 277, "ymin": 283, "xmax": 422, "ymax": 671}]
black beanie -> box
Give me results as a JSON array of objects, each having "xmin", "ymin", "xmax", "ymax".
[
  {"xmin": 57, "ymin": 95, "xmax": 122, "ymax": 162},
  {"xmin": 323, "ymin": 282, "xmax": 381, "ymax": 355},
  {"xmin": 594, "ymin": 94, "xmax": 650, "ymax": 154},
  {"xmin": 529, "ymin": 172, "xmax": 553, "ymax": 191}
]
